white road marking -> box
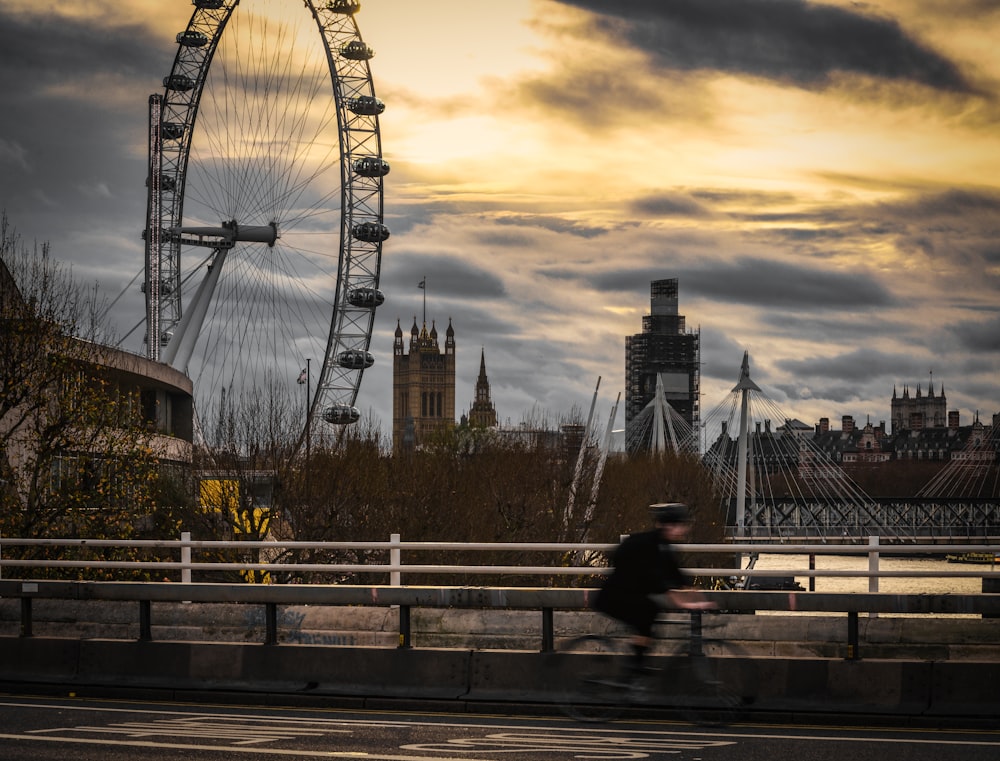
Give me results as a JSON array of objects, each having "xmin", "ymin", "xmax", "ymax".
[
  {"xmin": 30, "ymin": 716, "xmax": 350, "ymax": 744},
  {"xmin": 402, "ymin": 730, "xmax": 735, "ymax": 759},
  {"xmin": 0, "ymin": 733, "xmax": 482, "ymax": 760}
]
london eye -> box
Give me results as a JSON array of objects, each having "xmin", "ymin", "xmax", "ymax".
[{"xmin": 143, "ymin": 0, "xmax": 388, "ymax": 436}]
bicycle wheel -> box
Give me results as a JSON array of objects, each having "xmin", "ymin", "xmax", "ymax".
[
  {"xmin": 557, "ymin": 634, "xmax": 633, "ymax": 722},
  {"xmin": 660, "ymin": 641, "xmax": 757, "ymax": 726}
]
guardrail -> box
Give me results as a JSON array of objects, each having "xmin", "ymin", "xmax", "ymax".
[
  {"xmin": 3, "ymin": 579, "xmax": 1000, "ymax": 660},
  {"xmin": 2, "ymin": 535, "xmax": 999, "ymax": 587}
]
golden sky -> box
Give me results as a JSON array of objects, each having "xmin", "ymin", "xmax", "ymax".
[{"xmin": 1, "ymin": 0, "xmax": 998, "ymax": 437}]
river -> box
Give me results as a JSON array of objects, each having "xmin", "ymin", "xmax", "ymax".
[{"xmin": 748, "ymin": 553, "xmax": 995, "ymax": 595}]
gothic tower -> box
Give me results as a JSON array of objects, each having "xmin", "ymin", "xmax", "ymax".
[
  {"xmin": 891, "ymin": 378, "xmax": 947, "ymax": 433},
  {"xmin": 467, "ymin": 349, "xmax": 498, "ymax": 428},
  {"xmin": 393, "ymin": 317, "xmax": 456, "ymax": 451}
]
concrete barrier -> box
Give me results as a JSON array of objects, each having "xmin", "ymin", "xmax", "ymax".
[{"xmin": 3, "ymin": 582, "xmax": 1000, "ymax": 720}]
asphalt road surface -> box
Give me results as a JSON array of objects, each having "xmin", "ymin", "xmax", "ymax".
[{"xmin": 0, "ymin": 694, "xmax": 998, "ymax": 761}]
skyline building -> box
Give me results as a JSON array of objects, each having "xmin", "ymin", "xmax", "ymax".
[
  {"xmin": 465, "ymin": 349, "xmax": 498, "ymax": 428},
  {"xmin": 392, "ymin": 317, "xmax": 456, "ymax": 451},
  {"xmin": 891, "ymin": 381, "xmax": 949, "ymax": 433},
  {"xmin": 624, "ymin": 278, "xmax": 701, "ymax": 454}
]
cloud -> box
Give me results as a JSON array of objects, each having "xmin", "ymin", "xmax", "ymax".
[
  {"xmin": 494, "ymin": 214, "xmax": 610, "ymax": 239},
  {"xmin": 949, "ymin": 315, "xmax": 1000, "ymax": 352},
  {"xmin": 777, "ymin": 347, "xmax": 921, "ymax": 382},
  {"xmin": 681, "ymin": 257, "xmax": 897, "ymax": 311},
  {"xmin": 0, "ymin": 10, "xmax": 167, "ymax": 93},
  {"xmin": 0, "ymin": 138, "xmax": 31, "ymax": 173},
  {"xmin": 629, "ymin": 191, "xmax": 712, "ymax": 219},
  {"xmin": 553, "ymin": 0, "xmax": 975, "ymax": 93}
]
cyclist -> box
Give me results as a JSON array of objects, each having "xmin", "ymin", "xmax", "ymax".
[{"xmin": 594, "ymin": 502, "xmax": 715, "ymax": 674}]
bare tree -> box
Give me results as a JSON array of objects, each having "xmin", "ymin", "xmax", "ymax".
[{"xmin": 0, "ymin": 214, "xmax": 169, "ymax": 571}]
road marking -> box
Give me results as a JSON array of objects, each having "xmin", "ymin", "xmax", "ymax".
[
  {"xmin": 30, "ymin": 716, "xmax": 350, "ymax": 745},
  {"xmin": 402, "ymin": 731, "xmax": 735, "ymax": 759},
  {"xmin": 0, "ymin": 733, "xmax": 483, "ymax": 761},
  {"xmin": 716, "ymin": 730, "xmax": 1000, "ymax": 748}
]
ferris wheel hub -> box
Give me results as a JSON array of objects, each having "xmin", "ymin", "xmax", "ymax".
[{"xmin": 169, "ymin": 220, "xmax": 279, "ymax": 248}]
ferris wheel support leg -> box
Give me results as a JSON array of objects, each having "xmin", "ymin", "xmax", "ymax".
[{"xmin": 162, "ymin": 246, "xmax": 230, "ymax": 373}]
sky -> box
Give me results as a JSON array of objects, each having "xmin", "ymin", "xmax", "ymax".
[{"xmin": 1, "ymin": 0, "xmax": 999, "ymax": 443}]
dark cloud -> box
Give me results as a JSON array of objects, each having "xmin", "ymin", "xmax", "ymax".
[
  {"xmin": 554, "ymin": 0, "xmax": 974, "ymax": 93},
  {"xmin": 949, "ymin": 315, "xmax": 1000, "ymax": 352},
  {"xmin": 511, "ymin": 62, "xmax": 669, "ymax": 129},
  {"xmin": 697, "ymin": 327, "xmax": 749, "ymax": 384},
  {"xmin": 378, "ymin": 253, "xmax": 507, "ymax": 306},
  {"xmin": 684, "ymin": 257, "xmax": 895, "ymax": 311},
  {"xmin": 629, "ymin": 191, "xmax": 711, "ymax": 218},
  {"xmin": 494, "ymin": 214, "xmax": 610, "ymax": 239},
  {"xmin": 0, "ymin": 8, "xmax": 176, "ymax": 300},
  {"xmin": 777, "ymin": 347, "xmax": 922, "ymax": 383},
  {"xmin": 0, "ymin": 12, "xmax": 168, "ymax": 88},
  {"xmin": 887, "ymin": 188, "xmax": 1000, "ymax": 219}
]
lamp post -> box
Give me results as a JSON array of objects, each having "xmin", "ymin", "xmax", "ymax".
[{"xmin": 303, "ymin": 358, "xmax": 311, "ymax": 501}]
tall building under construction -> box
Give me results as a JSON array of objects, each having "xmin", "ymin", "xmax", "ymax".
[{"xmin": 624, "ymin": 279, "xmax": 700, "ymax": 453}]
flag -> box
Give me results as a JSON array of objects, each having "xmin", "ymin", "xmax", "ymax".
[
  {"xmin": 296, "ymin": 368, "xmax": 307, "ymax": 385},
  {"xmin": 418, "ymin": 277, "xmax": 426, "ymax": 289}
]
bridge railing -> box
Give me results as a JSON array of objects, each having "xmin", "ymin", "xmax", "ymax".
[
  {"xmin": 3, "ymin": 579, "xmax": 1000, "ymax": 660},
  {"xmin": 2, "ymin": 534, "xmax": 999, "ymax": 588}
]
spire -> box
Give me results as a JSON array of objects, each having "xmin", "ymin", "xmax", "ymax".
[
  {"xmin": 394, "ymin": 318, "xmax": 404, "ymax": 355},
  {"xmin": 468, "ymin": 346, "xmax": 497, "ymax": 427},
  {"xmin": 731, "ymin": 350, "xmax": 762, "ymax": 393},
  {"xmin": 444, "ymin": 317, "xmax": 455, "ymax": 355}
]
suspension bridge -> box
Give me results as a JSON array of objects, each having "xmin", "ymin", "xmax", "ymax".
[{"xmin": 625, "ymin": 352, "xmax": 1000, "ymax": 543}]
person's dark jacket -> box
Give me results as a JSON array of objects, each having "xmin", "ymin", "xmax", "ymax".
[{"xmin": 593, "ymin": 529, "xmax": 688, "ymax": 635}]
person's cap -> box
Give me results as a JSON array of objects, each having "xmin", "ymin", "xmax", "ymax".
[{"xmin": 650, "ymin": 502, "xmax": 690, "ymax": 524}]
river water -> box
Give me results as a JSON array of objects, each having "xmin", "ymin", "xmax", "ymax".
[
  {"xmin": 740, "ymin": 553, "xmax": 998, "ymax": 618},
  {"xmin": 748, "ymin": 553, "xmax": 994, "ymax": 595}
]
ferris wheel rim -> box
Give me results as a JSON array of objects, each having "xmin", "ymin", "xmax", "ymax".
[{"xmin": 143, "ymin": 0, "xmax": 388, "ymax": 435}]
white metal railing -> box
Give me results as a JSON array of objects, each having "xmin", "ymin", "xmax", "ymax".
[{"xmin": 1, "ymin": 534, "xmax": 998, "ymax": 590}]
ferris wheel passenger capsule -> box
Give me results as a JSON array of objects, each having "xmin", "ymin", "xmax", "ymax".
[
  {"xmin": 161, "ymin": 123, "xmax": 185, "ymax": 140},
  {"xmin": 323, "ymin": 404, "xmax": 361, "ymax": 425},
  {"xmin": 340, "ymin": 40, "xmax": 374, "ymax": 60},
  {"xmin": 347, "ymin": 96, "xmax": 385, "ymax": 116},
  {"xmin": 352, "ymin": 157, "xmax": 390, "ymax": 178},
  {"xmin": 194, "ymin": 0, "xmax": 225, "ymax": 8},
  {"xmin": 351, "ymin": 221, "xmax": 390, "ymax": 242},
  {"xmin": 338, "ymin": 350, "xmax": 375, "ymax": 370},
  {"xmin": 164, "ymin": 74, "xmax": 195, "ymax": 92},
  {"xmin": 177, "ymin": 30, "xmax": 209, "ymax": 47},
  {"xmin": 347, "ymin": 287, "xmax": 385, "ymax": 308},
  {"xmin": 327, "ymin": 0, "xmax": 361, "ymax": 13}
]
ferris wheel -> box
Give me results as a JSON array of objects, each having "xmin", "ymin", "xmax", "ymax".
[{"xmin": 143, "ymin": 0, "xmax": 388, "ymax": 434}]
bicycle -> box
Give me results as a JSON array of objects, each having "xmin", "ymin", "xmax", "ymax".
[{"xmin": 557, "ymin": 610, "xmax": 757, "ymax": 725}]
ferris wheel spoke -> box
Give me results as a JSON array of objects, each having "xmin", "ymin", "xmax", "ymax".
[{"xmin": 144, "ymin": 0, "xmax": 387, "ymax": 436}]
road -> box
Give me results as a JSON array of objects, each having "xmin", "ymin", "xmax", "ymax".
[{"xmin": 0, "ymin": 694, "xmax": 998, "ymax": 761}]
